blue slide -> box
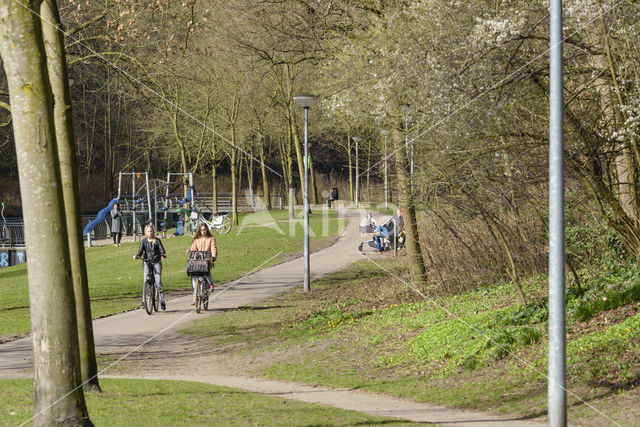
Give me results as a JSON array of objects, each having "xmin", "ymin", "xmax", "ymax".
[
  {"xmin": 83, "ymin": 198, "xmax": 118, "ymax": 236},
  {"xmin": 177, "ymin": 187, "xmax": 195, "ymax": 205}
]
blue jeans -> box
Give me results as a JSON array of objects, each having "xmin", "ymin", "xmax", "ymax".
[
  {"xmin": 192, "ymin": 274, "xmax": 212, "ymax": 296},
  {"xmin": 143, "ymin": 262, "xmax": 164, "ymax": 301},
  {"xmin": 374, "ymin": 226, "xmax": 389, "ymax": 251}
]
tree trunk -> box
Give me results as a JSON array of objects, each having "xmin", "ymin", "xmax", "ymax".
[
  {"xmin": 287, "ymin": 129, "xmax": 296, "ymax": 219},
  {"xmin": 259, "ymin": 136, "xmax": 272, "ymax": 210},
  {"xmin": 231, "ymin": 148, "xmax": 238, "ymax": 225},
  {"xmin": 346, "ymin": 134, "xmax": 353, "ymax": 201},
  {"xmin": 309, "ymin": 155, "xmax": 318, "ymax": 205},
  {"xmin": 0, "ymin": 2, "xmax": 92, "ymax": 424},
  {"xmin": 211, "ymin": 142, "xmax": 218, "ymax": 212},
  {"xmin": 392, "ymin": 128, "xmax": 426, "ymax": 285},
  {"xmin": 41, "ymin": 0, "xmax": 100, "ymax": 393}
]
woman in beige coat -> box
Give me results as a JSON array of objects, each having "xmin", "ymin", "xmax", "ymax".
[{"xmin": 186, "ymin": 223, "xmax": 217, "ymax": 304}]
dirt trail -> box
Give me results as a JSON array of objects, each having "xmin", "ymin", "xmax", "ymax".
[{"xmin": 0, "ymin": 208, "xmax": 544, "ymax": 426}]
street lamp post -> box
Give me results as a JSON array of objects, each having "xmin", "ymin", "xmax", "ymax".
[
  {"xmin": 381, "ymin": 130, "xmax": 389, "ymax": 211},
  {"xmin": 548, "ymin": 0, "xmax": 566, "ymax": 425},
  {"xmin": 293, "ymin": 94, "xmax": 318, "ymax": 292},
  {"xmin": 353, "ymin": 136, "xmax": 361, "ymax": 208}
]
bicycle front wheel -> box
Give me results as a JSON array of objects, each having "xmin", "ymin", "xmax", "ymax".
[
  {"xmin": 152, "ymin": 284, "xmax": 159, "ymax": 312},
  {"xmin": 215, "ymin": 216, "xmax": 232, "ymax": 234},
  {"xmin": 144, "ymin": 280, "xmax": 153, "ymax": 315}
]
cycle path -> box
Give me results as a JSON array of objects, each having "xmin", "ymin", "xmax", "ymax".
[{"xmin": 0, "ymin": 208, "xmax": 544, "ymax": 426}]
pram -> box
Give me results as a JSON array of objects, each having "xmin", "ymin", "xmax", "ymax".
[{"xmin": 357, "ymin": 213, "xmax": 405, "ymax": 252}]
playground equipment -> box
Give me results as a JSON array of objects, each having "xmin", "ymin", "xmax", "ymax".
[
  {"xmin": 120, "ymin": 171, "xmax": 195, "ymax": 236},
  {"xmin": 80, "ymin": 171, "xmax": 205, "ymax": 245},
  {"xmin": 82, "ymin": 198, "xmax": 118, "ymax": 247},
  {"xmin": 117, "ymin": 172, "xmax": 152, "ymax": 239},
  {"xmin": 0, "ymin": 202, "xmax": 7, "ymax": 247}
]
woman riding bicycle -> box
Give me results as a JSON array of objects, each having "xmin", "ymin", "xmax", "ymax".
[
  {"xmin": 133, "ymin": 224, "xmax": 167, "ymax": 310},
  {"xmin": 186, "ymin": 223, "xmax": 217, "ymax": 305}
]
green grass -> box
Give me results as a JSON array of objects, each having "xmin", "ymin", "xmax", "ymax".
[
  {"xmin": 178, "ymin": 258, "xmax": 640, "ymax": 424},
  {"xmin": 0, "ymin": 378, "xmax": 416, "ymax": 426},
  {"xmin": 0, "ymin": 209, "xmax": 345, "ymax": 339}
]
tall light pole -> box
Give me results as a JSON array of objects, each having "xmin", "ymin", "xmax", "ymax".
[
  {"xmin": 381, "ymin": 130, "xmax": 389, "ymax": 211},
  {"xmin": 353, "ymin": 136, "xmax": 361, "ymax": 208},
  {"xmin": 293, "ymin": 94, "xmax": 318, "ymax": 292},
  {"xmin": 548, "ymin": 0, "xmax": 566, "ymax": 425}
]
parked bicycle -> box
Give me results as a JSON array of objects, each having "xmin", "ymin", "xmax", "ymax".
[{"xmin": 189, "ymin": 203, "xmax": 232, "ymax": 235}]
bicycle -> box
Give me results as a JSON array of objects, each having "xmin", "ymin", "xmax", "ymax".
[
  {"xmin": 194, "ymin": 275, "xmax": 210, "ymax": 314},
  {"xmin": 189, "ymin": 203, "xmax": 232, "ymax": 235},
  {"xmin": 140, "ymin": 258, "xmax": 160, "ymax": 315}
]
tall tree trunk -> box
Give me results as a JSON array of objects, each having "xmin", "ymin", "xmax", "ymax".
[
  {"xmin": 392, "ymin": 128, "xmax": 426, "ymax": 285},
  {"xmin": 211, "ymin": 141, "xmax": 218, "ymax": 212},
  {"xmin": 259, "ymin": 136, "xmax": 272, "ymax": 210},
  {"xmin": 41, "ymin": 0, "xmax": 100, "ymax": 393},
  {"xmin": 309, "ymin": 155, "xmax": 318, "ymax": 205},
  {"xmin": 346, "ymin": 134, "xmax": 353, "ymax": 201},
  {"xmin": 0, "ymin": 2, "xmax": 92, "ymax": 424},
  {"xmin": 230, "ymin": 123, "xmax": 239, "ymax": 225},
  {"xmin": 231, "ymin": 148, "xmax": 238, "ymax": 225},
  {"xmin": 284, "ymin": 64, "xmax": 306, "ymax": 195},
  {"xmin": 287, "ymin": 129, "xmax": 296, "ymax": 219},
  {"xmin": 237, "ymin": 150, "xmax": 244, "ymax": 197}
]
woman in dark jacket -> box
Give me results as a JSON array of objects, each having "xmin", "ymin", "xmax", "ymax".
[
  {"xmin": 133, "ymin": 224, "xmax": 167, "ymax": 310},
  {"xmin": 110, "ymin": 202, "xmax": 124, "ymax": 246}
]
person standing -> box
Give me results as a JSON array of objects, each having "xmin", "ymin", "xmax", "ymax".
[
  {"xmin": 186, "ymin": 223, "xmax": 217, "ymax": 305},
  {"xmin": 111, "ymin": 202, "xmax": 124, "ymax": 246}
]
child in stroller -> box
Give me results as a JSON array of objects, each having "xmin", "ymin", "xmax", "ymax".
[{"xmin": 358, "ymin": 209, "xmax": 405, "ymax": 252}]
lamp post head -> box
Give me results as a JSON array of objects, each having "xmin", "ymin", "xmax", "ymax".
[
  {"xmin": 380, "ymin": 130, "xmax": 389, "ymax": 136},
  {"xmin": 293, "ymin": 94, "xmax": 318, "ymax": 109},
  {"xmin": 352, "ymin": 136, "xmax": 361, "ymax": 143}
]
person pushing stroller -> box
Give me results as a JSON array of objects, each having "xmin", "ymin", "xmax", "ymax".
[{"xmin": 373, "ymin": 209, "xmax": 404, "ymax": 252}]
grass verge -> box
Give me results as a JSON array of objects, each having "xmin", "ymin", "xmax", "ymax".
[
  {"xmin": 179, "ymin": 257, "xmax": 640, "ymax": 425},
  {"xmin": 0, "ymin": 377, "xmax": 416, "ymax": 426}
]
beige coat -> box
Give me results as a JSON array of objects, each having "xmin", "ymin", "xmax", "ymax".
[{"xmin": 189, "ymin": 235, "xmax": 218, "ymax": 260}]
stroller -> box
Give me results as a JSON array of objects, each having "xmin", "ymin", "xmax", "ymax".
[{"xmin": 357, "ymin": 213, "xmax": 405, "ymax": 252}]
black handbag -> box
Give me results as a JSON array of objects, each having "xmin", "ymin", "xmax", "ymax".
[{"xmin": 186, "ymin": 251, "xmax": 211, "ymax": 276}]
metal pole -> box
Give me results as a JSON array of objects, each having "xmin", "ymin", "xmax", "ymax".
[
  {"xmin": 117, "ymin": 171, "xmax": 122, "ymax": 200},
  {"xmin": 145, "ymin": 172, "xmax": 152, "ymax": 225},
  {"xmin": 132, "ymin": 174, "xmax": 137, "ymax": 240},
  {"xmin": 384, "ymin": 133, "xmax": 388, "ymax": 211},
  {"xmin": 394, "ymin": 216, "xmax": 397, "ymax": 257},
  {"xmin": 303, "ymin": 107, "xmax": 310, "ymax": 292},
  {"xmin": 355, "ymin": 138, "xmax": 359, "ymax": 208},
  {"xmin": 548, "ymin": 0, "xmax": 566, "ymax": 424}
]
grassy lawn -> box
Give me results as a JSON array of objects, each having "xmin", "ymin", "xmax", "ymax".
[
  {"xmin": 179, "ymin": 257, "xmax": 640, "ymax": 425},
  {"xmin": 0, "ymin": 209, "xmax": 345, "ymax": 340},
  {"xmin": 0, "ymin": 378, "xmax": 416, "ymax": 426}
]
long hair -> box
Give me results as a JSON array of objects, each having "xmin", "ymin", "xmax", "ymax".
[
  {"xmin": 192, "ymin": 223, "xmax": 213, "ymax": 243},
  {"xmin": 145, "ymin": 224, "xmax": 157, "ymax": 244}
]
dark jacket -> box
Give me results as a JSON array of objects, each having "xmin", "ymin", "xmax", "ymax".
[{"xmin": 135, "ymin": 238, "xmax": 166, "ymax": 263}]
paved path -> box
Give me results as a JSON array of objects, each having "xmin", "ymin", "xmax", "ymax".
[{"xmin": 0, "ymin": 208, "xmax": 544, "ymax": 426}]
